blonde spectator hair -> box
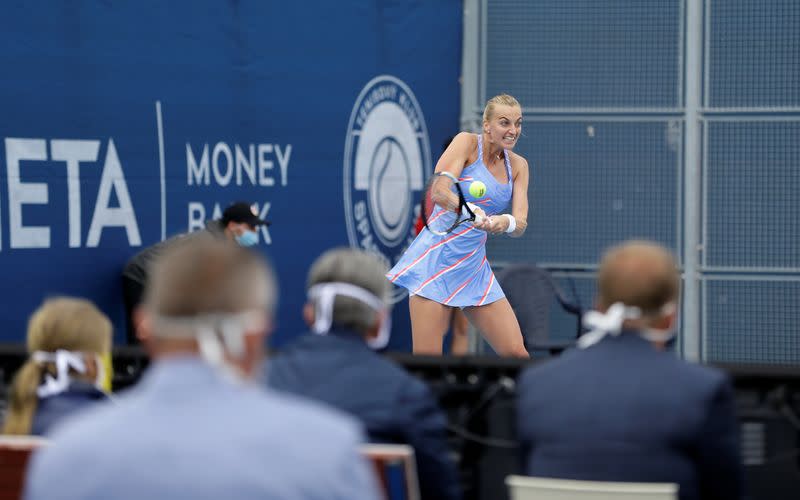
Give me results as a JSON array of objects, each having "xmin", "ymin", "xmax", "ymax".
[
  {"xmin": 483, "ymin": 94, "xmax": 521, "ymax": 123},
  {"xmin": 3, "ymin": 297, "xmax": 112, "ymax": 435}
]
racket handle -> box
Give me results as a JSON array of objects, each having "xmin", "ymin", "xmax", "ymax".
[{"xmin": 466, "ymin": 202, "xmax": 484, "ymax": 225}]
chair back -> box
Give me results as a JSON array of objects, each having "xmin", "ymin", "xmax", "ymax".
[
  {"xmin": 361, "ymin": 444, "xmax": 420, "ymax": 500},
  {"xmin": 506, "ymin": 475, "xmax": 678, "ymax": 500},
  {"xmin": 0, "ymin": 436, "xmax": 49, "ymax": 500},
  {"xmin": 495, "ymin": 264, "xmax": 582, "ymax": 352}
]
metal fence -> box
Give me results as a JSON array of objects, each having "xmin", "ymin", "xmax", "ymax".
[{"xmin": 462, "ymin": 0, "xmax": 800, "ymax": 364}]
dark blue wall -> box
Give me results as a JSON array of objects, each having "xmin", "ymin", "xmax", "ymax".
[{"xmin": 0, "ymin": 0, "xmax": 463, "ymax": 350}]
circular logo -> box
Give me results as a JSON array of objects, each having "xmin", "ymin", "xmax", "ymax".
[{"xmin": 344, "ymin": 75, "xmax": 431, "ymax": 303}]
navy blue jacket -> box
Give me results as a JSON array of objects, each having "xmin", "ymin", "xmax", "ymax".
[
  {"xmin": 32, "ymin": 382, "xmax": 110, "ymax": 436},
  {"xmin": 517, "ymin": 333, "xmax": 743, "ymax": 500},
  {"xmin": 267, "ymin": 330, "xmax": 461, "ymax": 500}
]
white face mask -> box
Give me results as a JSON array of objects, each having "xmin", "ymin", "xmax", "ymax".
[
  {"xmin": 639, "ymin": 302, "xmax": 678, "ymax": 344},
  {"xmin": 639, "ymin": 327, "xmax": 678, "ymax": 344},
  {"xmin": 579, "ymin": 301, "xmax": 677, "ymax": 349},
  {"xmin": 153, "ymin": 311, "xmax": 265, "ymax": 384},
  {"xmin": 307, "ymin": 282, "xmax": 391, "ymax": 350}
]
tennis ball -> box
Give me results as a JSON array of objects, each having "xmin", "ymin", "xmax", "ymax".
[{"xmin": 469, "ymin": 180, "xmax": 487, "ymax": 198}]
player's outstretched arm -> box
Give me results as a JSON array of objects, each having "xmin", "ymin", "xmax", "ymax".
[{"xmin": 506, "ymin": 154, "xmax": 529, "ymax": 237}]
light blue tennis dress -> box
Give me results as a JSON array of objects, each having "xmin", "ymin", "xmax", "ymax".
[{"xmin": 387, "ymin": 135, "xmax": 513, "ymax": 307}]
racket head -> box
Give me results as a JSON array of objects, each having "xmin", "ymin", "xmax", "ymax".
[{"xmin": 420, "ymin": 172, "xmax": 476, "ymax": 236}]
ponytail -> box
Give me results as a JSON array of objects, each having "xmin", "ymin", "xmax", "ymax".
[{"xmin": 2, "ymin": 360, "xmax": 44, "ymax": 435}]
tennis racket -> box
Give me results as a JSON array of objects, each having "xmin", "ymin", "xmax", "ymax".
[{"xmin": 421, "ymin": 171, "xmax": 484, "ymax": 236}]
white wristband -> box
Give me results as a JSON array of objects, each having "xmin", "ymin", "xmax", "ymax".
[{"xmin": 503, "ymin": 214, "xmax": 516, "ymax": 233}]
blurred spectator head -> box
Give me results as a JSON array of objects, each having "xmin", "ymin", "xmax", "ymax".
[
  {"xmin": 3, "ymin": 297, "xmax": 112, "ymax": 435},
  {"xmin": 138, "ymin": 237, "xmax": 276, "ymax": 379},
  {"xmin": 304, "ymin": 248, "xmax": 391, "ymax": 349},
  {"xmin": 597, "ymin": 240, "xmax": 680, "ymax": 332}
]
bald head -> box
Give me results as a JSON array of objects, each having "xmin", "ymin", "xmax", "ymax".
[{"xmin": 597, "ymin": 241, "xmax": 679, "ymax": 318}]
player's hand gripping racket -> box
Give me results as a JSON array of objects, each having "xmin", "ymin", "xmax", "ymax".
[{"xmin": 421, "ymin": 171, "xmax": 484, "ymax": 236}]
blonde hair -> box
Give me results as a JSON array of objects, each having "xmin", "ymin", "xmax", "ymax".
[
  {"xmin": 483, "ymin": 94, "xmax": 521, "ymax": 123},
  {"xmin": 3, "ymin": 297, "xmax": 112, "ymax": 435}
]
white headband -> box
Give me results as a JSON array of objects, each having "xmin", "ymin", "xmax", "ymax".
[
  {"xmin": 32, "ymin": 350, "xmax": 88, "ymax": 398},
  {"xmin": 578, "ymin": 302, "xmax": 677, "ymax": 349},
  {"xmin": 307, "ymin": 282, "xmax": 391, "ymax": 350}
]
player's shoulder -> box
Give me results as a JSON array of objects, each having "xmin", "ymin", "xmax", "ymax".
[
  {"xmin": 454, "ymin": 131, "xmax": 477, "ymax": 141},
  {"xmin": 451, "ymin": 131, "xmax": 478, "ymax": 150},
  {"xmin": 507, "ymin": 149, "xmax": 529, "ymax": 174}
]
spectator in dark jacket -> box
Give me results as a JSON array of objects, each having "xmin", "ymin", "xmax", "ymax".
[
  {"xmin": 121, "ymin": 201, "xmax": 269, "ymax": 343},
  {"xmin": 267, "ymin": 248, "xmax": 461, "ymax": 500},
  {"xmin": 3, "ymin": 297, "xmax": 112, "ymax": 436},
  {"xmin": 517, "ymin": 240, "xmax": 743, "ymax": 500}
]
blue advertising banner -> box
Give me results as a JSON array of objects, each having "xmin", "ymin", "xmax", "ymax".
[{"xmin": 0, "ymin": 1, "xmax": 463, "ymax": 349}]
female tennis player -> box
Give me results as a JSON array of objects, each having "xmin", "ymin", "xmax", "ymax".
[{"xmin": 387, "ymin": 94, "xmax": 530, "ymax": 357}]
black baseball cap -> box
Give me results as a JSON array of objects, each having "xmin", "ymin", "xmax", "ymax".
[{"xmin": 220, "ymin": 202, "xmax": 271, "ymax": 227}]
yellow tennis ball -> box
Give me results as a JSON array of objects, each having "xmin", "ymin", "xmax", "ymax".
[{"xmin": 469, "ymin": 180, "xmax": 487, "ymax": 198}]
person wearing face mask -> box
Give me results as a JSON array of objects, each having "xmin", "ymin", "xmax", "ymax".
[
  {"xmin": 25, "ymin": 238, "xmax": 380, "ymax": 500},
  {"xmin": 214, "ymin": 201, "xmax": 270, "ymax": 247},
  {"xmin": 267, "ymin": 248, "xmax": 461, "ymax": 500},
  {"xmin": 121, "ymin": 201, "xmax": 270, "ymax": 344},
  {"xmin": 3, "ymin": 297, "xmax": 113, "ymax": 437},
  {"xmin": 516, "ymin": 240, "xmax": 743, "ymax": 500},
  {"xmin": 387, "ymin": 94, "xmax": 530, "ymax": 358}
]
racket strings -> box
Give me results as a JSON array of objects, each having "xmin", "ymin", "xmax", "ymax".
[
  {"xmin": 421, "ymin": 173, "xmax": 477, "ymax": 236},
  {"xmin": 425, "ymin": 202, "xmax": 473, "ymax": 235}
]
